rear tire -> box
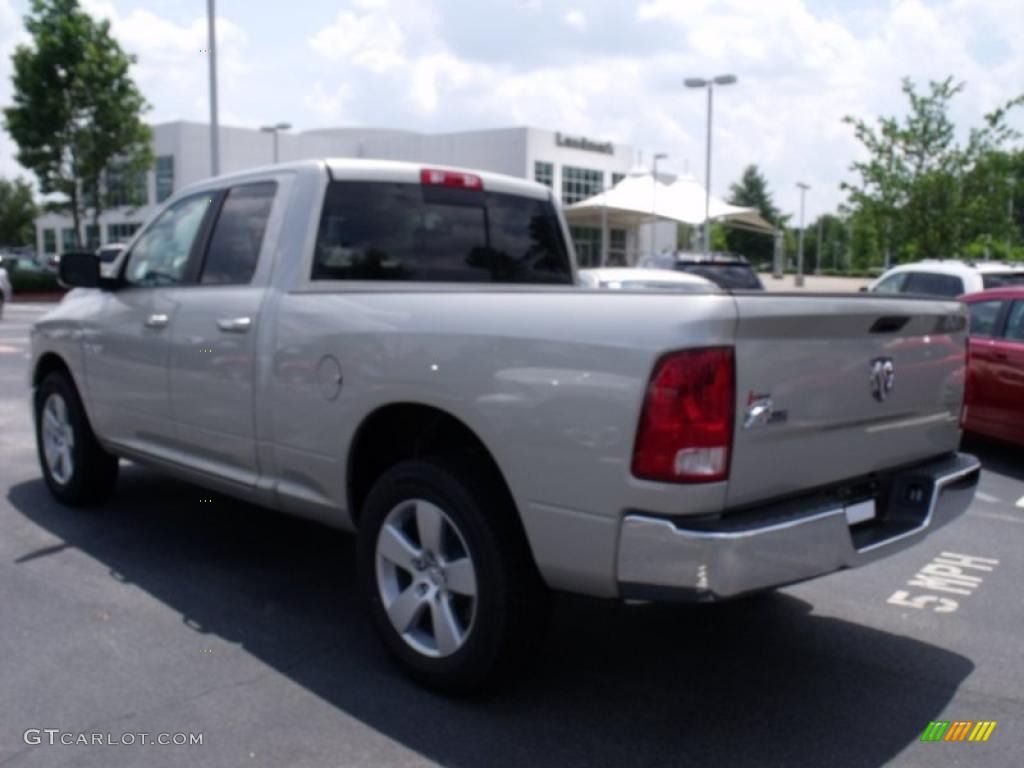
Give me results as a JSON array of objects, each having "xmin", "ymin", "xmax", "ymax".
[
  {"xmin": 357, "ymin": 456, "xmax": 549, "ymax": 693},
  {"xmin": 34, "ymin": 371, "xmax": 119, "ymax": 506}
]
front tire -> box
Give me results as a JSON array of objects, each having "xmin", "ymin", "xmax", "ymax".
[
  {"xmin": 34, "ymin": 371, "xmax": 119, "ymax": 505},
  {"xmin": 357, "ymin": 456, "xmax": 549, "ymax": 693}
]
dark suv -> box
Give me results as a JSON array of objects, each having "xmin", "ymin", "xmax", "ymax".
[{"xmin": 637, "ymin": 251, "xmax": 764, "ymax": 290}]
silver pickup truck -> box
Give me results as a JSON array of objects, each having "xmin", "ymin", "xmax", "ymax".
[{"xmin": 33, "ymin": 159, "xmax": 980, "ymax": 691}]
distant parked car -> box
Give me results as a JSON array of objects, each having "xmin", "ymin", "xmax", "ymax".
[
  {"xmin": 961, "ymin": 287, "xmax": 1024, "ymax": 447},
  {"xmin": 867, "ymin": 260, "xmax": 1024, "ymax": 297},
  {"xmin": 637, "ymin": 251, "xmax": 765, "ymax": 290},
  {"xmin": 578, "ymin": 267, "xmax": 719, "ymax": 292},
  {"xmin": 96, "ymin": 243, "xmax": 126, "ymax": 279},
  {"xmin": 0, "ymin": 265, "xmax": 11, "ymax": 318}
]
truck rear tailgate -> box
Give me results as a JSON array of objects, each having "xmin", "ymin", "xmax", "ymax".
[{"xmin": 725, "ymin": 294, "xmax": 967, "ymax": 508}]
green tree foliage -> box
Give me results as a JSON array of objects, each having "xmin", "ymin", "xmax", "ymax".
[
  {"xmin": 0, "ymin": 177, "xmax": 39, "ymax": 247},
  {"xmin": 725, "ymin": 165, "xmax": 787, "ymax": 266},
  {"xmin": 842, "ymin": 77, "xmax": 1023, "ymax": 264},
  {"xmin": 3, "ymin": 0, "xmax": 152, "ymax": 249}
]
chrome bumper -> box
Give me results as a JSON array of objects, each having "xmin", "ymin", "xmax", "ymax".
[{"xmin": 617, "ymin": 453, "xmax": 981, "ymax": 601}]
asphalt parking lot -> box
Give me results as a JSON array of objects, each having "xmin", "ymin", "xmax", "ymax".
[{"xmin": 1, "ymin": 301, "xmax": 1021, "ymax": 768}]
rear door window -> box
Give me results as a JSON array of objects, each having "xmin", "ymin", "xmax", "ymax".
[
  {"xmin": 312, "ymin": 180, "xmax": 571, "ymax": 283},
  {"xmin": 968, "ymin": 300, "xmax": 1004, "ymax": 337},
  {"xmin": 199, "ymin": 181, "xmax": 277, "ymax": 285},
  {"xmin": 903, "ymin": 271, "xmax": 964, "ymax": 297}
]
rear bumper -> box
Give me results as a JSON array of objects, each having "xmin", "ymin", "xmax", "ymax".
[{"xmin": 617, "ymin": 452, "xmax": 980, "ymax": 601}]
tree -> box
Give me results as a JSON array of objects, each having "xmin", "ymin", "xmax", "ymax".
[
  {"xmin": 0, "ymin": 177, "xmax": 38, "ymax": 247},
  {"xmin": 725, "ymin": 165, "xmax": 787, "ymax": 267},
  {"xmin": 841, "ymin": 77, "xmax": 1023, "ymax": 262},
  {"xmin": 3, "ymin": 0, "xmax": 152, "ymax": 249}
]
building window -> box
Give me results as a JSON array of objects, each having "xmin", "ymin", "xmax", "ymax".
[
  {"xmin": 534, "ymin": 161, "xmax": 553, "ymax": 188},
  {"xmin": 61, "ymin": 228, "xmax": 78, "ymax": 252},
  {"xmin": 43, "ymin": 229, "xmax": 57, "ymax": 254},
  {"xmin": 562, "ymin": 166, "xmax": 603, "ymax": 205},
  {"xmin": 107, "ymin": 222, "xmax": 141, "ymax": 243},
  {"xmin": 611, "ymin": 173, "xmax": 625, "ymax": 187},
  {"xmin": 85, "ymin": 224, "xmax": 100, "ymax": 250},
  {"xmin": 570, "ymin": 225, "xmax": 602, "ymax": 268},
  {"xmin": 609, "ymin": 228, "xmax": 627, "ymax": 266},
  {"xmin": 156, "ymin": 155, "xmax": 174, "ymax": 202},
  {"xmin": 106, "ymin": 164, "xmax": 148, "ymax": 208}
]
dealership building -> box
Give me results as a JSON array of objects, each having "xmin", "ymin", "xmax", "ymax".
[{"xmin": 35, "ymin": 121, "xmax": 675, "ymax": 267}]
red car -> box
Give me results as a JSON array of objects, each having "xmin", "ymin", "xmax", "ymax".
[{"xmin": 962, "ymin": 287, "xmax": 1024, "ymax": 446}]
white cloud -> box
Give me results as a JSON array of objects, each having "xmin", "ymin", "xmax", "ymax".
[
  {"xmin": 308, "ymin": 10, "xmax": 406, "ymax": 73},
  {"xmin": 563, "ymin": 9, "xmax": 586, "ymax": 32},
  {"xmin": 1, "ymin": 0, "xmax": 1021, "ymax": 222}
]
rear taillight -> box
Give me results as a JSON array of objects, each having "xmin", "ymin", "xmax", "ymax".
[
  {"xmin": 420, "ymin": 168, "xmax": 483, "ymax": 189},
  {"xmin": 632, "ymin": 347, "xmax": 735, "ymax": 483}
]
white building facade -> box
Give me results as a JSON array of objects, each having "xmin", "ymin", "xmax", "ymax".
[{"xmin": 35, "ymin": 122, "xmax": 676, "ymax": 267}]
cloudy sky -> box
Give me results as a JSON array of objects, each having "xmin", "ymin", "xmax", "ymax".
[{"xmin": 1, "ymin": 0, "xmax": 1022, "ymax": 219}]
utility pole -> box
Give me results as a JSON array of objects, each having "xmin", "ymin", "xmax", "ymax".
[
  {"xmin": 207, "ymin": 0, "xmax": 220, "ymax": 177},
  {"xmin": 795, "ymin": 182, "xmax": 810, "ymax": 287},
  {"xmin": 684, "ymin": 74, "xmax": 737, "ymax": 256},
  {"xmin": 1008, "ymin": 177, "xmax": 1016, "ymax": 256}
]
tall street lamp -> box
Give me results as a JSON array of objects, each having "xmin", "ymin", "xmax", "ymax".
[
  {"xmin": 685, "ymin": 73, "xmax": 737, "ymax": 256},
  {"xmin": 651, "ymin": 152, "xmax": 668, "ymax": 259},
  {"xmin": 207, "ymin": 0, "xmax": 219, "ymax": 177},
  {"xmin": 796, "ymin": 182, "xmax": 810, "ymax": 287},
  {"xmin": 261, "ymin": 122, "xmax": 292, "ymax": 164}
]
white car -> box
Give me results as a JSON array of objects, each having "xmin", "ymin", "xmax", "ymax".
[
  {"xmin": 867, "ymin": 260, "xmax": 1024, "ymax": 297},
  {"xmin": 578, "ymin": 267, "xmax": 719, "ymax": 292},
  {"xmin": 0, "ymin": 266, "xmax": 11, "ymax": 318}
]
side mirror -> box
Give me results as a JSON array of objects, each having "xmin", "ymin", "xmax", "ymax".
[{"xmin": 57, "ymin": 251, "xmax": 101, "ymax": 289}]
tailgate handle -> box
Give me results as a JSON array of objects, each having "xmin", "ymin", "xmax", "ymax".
[{"xmin": 870, "ymin": 316, "xmax": 910, "ymax": 334}]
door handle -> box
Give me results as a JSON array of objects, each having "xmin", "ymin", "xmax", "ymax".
[
  {"xmin": 144, "ymin": 313, "xmax": 169, "ymax": 329},
  {"xmin": 993, "ymin": 351, "xmax": 1008, "ymax": 361},
  {"xmin": 217, "ymin": 316, "xmax": 252, "ymax": 333}
]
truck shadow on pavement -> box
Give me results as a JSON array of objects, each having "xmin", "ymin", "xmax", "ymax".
[
  {"xmin": 962, "ymin": 434, "xmax": 1024, "ymax": 483},
  {"xmin": 9, "ymin": 466, "xmax": 972, "ymax": 768}
]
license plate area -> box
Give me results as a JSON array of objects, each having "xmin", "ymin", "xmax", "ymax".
[{"xmin": 844, "ymin": 498, "xmax": 877, "ymax": 527}]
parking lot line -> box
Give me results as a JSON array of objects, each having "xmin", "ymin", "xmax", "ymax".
[{"xmin": 970, "ymin": 510, "xmax": 1024, "ymax": 525}]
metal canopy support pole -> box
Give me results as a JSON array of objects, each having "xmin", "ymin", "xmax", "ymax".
[
  {"xmin": 772, "ymin": 229, "xmax": 784, "ymax": 279},
  {"xmin": 600, "ymin": 185, "xmax": 608, "ymax": 266},
  {"xmin": 207, "ymin": 0, "xmax": 220, "ymax": 177}
]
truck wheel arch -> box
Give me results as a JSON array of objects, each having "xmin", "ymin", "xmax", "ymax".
[
  {"xmin": 347, "ymin": 403, "xmax": 524, "ymax": 533},
  {"xmin": 33, "ymin": 353, "xmax": 74, "ymax": 390}
]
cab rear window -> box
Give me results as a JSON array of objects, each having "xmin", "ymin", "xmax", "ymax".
[{"xmin": 312, "ymin": 180, "xmax": 572, "ymax": 284}]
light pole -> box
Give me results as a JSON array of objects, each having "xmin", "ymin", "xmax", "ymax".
[
  {"xmin": 260, "ymin": 122, "xmax": 292, "ymax": 164},
  {"xmin": 1008, "ymin": 176, "xmax": 1016, "ymax": 256},
  {"xmin": 207, "ymin": 0, "xmax": 219, "ymax": 177},
  {"xmin": 684, "ymin": 73, "xmax": 737, "ymax": 256},
  {"xmin": 796, "ymin": 182, "xmax": 810, "ymax": 287},
  {"xmin": 651, "ymin": 152, "xmax": 667, "ymax": 259}
]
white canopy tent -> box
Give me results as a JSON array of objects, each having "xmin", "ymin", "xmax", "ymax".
[{"xmin": 562, "ymin": 167, "xmax": 775, "ymax": 264}]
